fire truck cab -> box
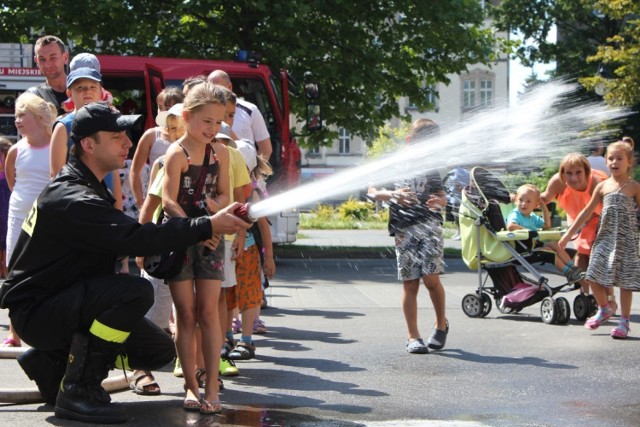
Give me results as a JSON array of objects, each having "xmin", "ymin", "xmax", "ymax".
[{"xmin": 0, "ymin": 44, "xmax": 302, "ymax": 243}]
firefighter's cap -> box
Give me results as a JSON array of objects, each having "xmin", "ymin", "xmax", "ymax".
[{"xmin": 70, "ymin": 102, "xmax": 142, "ymax": 142}]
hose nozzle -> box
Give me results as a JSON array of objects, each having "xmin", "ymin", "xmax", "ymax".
[{"xmin": 233, "ymin": 203, "xmax": 258, "ymax": 224}]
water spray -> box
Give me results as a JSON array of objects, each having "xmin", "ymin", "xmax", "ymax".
[{"xmin": 245, "ymin": 81, "xmax": 631, "ymax": 221}]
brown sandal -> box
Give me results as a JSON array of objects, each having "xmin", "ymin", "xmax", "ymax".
[{"xmin": 129, "ymin": 370, "xmax": 161, "ymax": 395}]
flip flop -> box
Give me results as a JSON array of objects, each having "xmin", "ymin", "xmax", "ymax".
[
  {"xmin": 130, "ymin": 371, "xmax": 161, "ymax": 395},
  {"xmin": 200, "ymin": 399, "xmax": 222, "ymax": 414},
  {"xmin": 183, "ymin": 396, "xmax": 202, "ymax": 411}
]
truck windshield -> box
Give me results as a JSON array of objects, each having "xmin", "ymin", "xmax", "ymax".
[{"xmin": 231, "ymin": 77, "xmax": 279, "ymax": 138}]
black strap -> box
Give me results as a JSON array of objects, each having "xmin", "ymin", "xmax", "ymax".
[{"xmin": 193, "ymin": 143, "xmax": 212, "ymax": 207}]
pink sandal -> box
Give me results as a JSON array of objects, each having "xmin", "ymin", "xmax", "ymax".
[
  {"xmin": 584, "ymin": 307, "xmax": 612, "ymax": 330},
  {"xmin": 611, "ymin": 320, "xmax": 630, "ymax": 339},
  {"xmin": 1, "ymin": 338, "xmax": 21, "ymax": 347}
]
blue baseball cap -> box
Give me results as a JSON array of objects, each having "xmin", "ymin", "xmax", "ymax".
[{"xmin": 66, "ymin": 67, "xmax": 102, "ymax": 88}]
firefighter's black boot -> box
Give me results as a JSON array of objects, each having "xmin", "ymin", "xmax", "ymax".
[
  {"xmin": 17, "ymin": 348, "xmax": 66, "ymax": 405},
  {"xmin": 54, "ymin": 333, "xmax": 126, "ymax": 424}
]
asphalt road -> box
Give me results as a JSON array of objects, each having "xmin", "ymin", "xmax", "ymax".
[{"xmin": 1, "ymin": 257, "xmax": 638, "ymax": 427}]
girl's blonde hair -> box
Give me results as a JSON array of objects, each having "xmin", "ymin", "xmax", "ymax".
[
  {"xmin": 183, "ymin": 82, "xmax": 226, "ymax": 113},
  {"xmin": 607, "ymin": 141, "xmax": 635, "ymax": 173},
  {"xmin": 252, "ymin": 154, "xmax": 273, "ymax": 180},
  {"xmin": 622, "ymin": 136, "xmax": 635, "ymax": 150},
  {"xmin": 15, "ymin": 92, "xmax": 56, "ymax": 132},
  {"xmin": 558, "ymin": 153, "xmax": 591, "ymax": 183}
]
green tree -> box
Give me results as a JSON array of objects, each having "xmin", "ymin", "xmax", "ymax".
[
  {"xmin": 365, "ymin": 123, "xmax": 408, "ymax": 159},
  {"xmin": 492, "ymin": 0, "xmax": 640, "ymax": 138},
  {"xmin": 0, "ymin": 0, "xmax": 506, "ymax": 147},
  {"xmin": 491, "ymin": 0, "xmax": 622, "ymax": 78},
  {"xmin": 580, "ymin": 1, "xmax": 640, "ymax": 107}
]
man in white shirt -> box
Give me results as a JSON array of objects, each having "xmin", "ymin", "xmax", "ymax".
[
  {"xmin": 207, "ymin": 70, "xmax": 272, "ymax": 161},
  {"xmin": 586, "ymin": 142, "xmax": 610, "ymax": 177}
]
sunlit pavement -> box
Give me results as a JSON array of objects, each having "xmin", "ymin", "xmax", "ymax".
[{"xmin": 1, "ymin": 254, "xmax": 639, "ymax": 426}]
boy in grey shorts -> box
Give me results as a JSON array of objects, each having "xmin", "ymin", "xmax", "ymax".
[{"xmin": 368, "ymin": 118, "xmax": 449, "ymax": 354}]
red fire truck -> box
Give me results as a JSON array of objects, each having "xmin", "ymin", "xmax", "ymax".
[{"xmin": 0, "ymin": 45, "xmax": 311, "ymax": 243}]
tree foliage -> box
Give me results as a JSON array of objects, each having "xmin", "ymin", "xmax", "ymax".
[
  {"xmin": 492, "ymin": 0, "xmax": 640, "ymax": 138},
  {"xmin": 491, "ymin": 0, "xmax": 623, "ymax": 78},
  {"xmin": 580, "ymin": 1, "xmax": 640, "ymax": 107},
  {"xmin": 0, "ymin": 0, "xmax": 506, "ymax": 146}
]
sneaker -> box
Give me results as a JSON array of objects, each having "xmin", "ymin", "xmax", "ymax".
[
  {"xmin": 231, "ymin": 318, "xmax": 242, "ymax": 334},
  {"xmin": 564, "ymin": 266, "xmax": 585, "ymax": 283},
  {"xmin": 406, "ymin": 338, "xmax": 429, "ymax": 354},
  {"xmin": 219, "ymin": 357, "xmax": 239, "ymax": 377},
  {"xmin": 173, "ymin": 357, "xmax": 183, "ymax": 377},
  {"xmin": 427, "ymin": 321, "xmax": 449, "ymax": 350}
]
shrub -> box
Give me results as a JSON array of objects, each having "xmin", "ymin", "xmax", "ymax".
[
  {"xmin": 312, "ymin": 204, "xmax": 335, "ymax": 220},
  {"xmin": 338, "ymin": 198, "xmax": 371, "ymax": 221}
]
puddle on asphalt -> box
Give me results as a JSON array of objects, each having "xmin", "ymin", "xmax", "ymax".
[{"xmin": 178, "ymin": 407, "xmax": 493, "ymax": 427}]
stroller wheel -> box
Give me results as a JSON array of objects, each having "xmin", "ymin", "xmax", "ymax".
[
  {"xmin": 462, "ymin": 293, "xmax": 483, "ymax": 318},
  {"xmin": 480, "ymin": 293, "xmax": 492, "ymax": 317},
  {"xmin": 555, "ymin": 297, "xmax": 571, "ymax": 324},
  {"xmin": 573, "ymin": 294, "xmax": 590, "ymax": 321},
  {"xmin": 540, "ymin": 297, "xmax": 558, "ymax": 324}
]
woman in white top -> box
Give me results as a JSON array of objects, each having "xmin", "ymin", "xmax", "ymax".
[
  {"xmin": 129, "ymin": 87, "xmax": 184, "ymax": 209},
  {"xmin": 2, "ymin": 92, "xmax": 55, "ymax": 347}
]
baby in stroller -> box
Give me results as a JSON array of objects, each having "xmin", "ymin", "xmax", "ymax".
[{"xmin": 507, "ymin": 184, "xmax": 584, "ymax": 283}]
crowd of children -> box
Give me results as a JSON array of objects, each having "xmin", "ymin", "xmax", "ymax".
[
  {"xmin": 1, "ymin": 45, "xmax": 639, "ymax": 420},
  {"xmin": 0, "ymin": 49, "xmax": 277, "ymax": 415}
]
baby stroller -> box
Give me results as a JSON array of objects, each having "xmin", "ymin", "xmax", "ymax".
[{"xmin": 457, "ymin": 167, "xmax": 593, "ymax": 324}]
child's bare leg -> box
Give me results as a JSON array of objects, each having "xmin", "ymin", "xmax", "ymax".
[
  {"xmin": 423, "ymin": 274, "xmax": 446, "ymax": 330},
  {"xmin": 403, "ymin": 279, "xmax": 421, "ymax": 340},
  {"xmin": 590, "ymin": 282, "xmax": 609, "ymax": 308},
  {"xmin": 574, "ymin": 253, "xmax": 591, "ymax": 294},
  {"xmin": 546, "ymin": 242, "xmax": 572, "ymax": 265},
  {"xmin": 619, "ymin": 288, "xmax": 632, "ymax": 320}
]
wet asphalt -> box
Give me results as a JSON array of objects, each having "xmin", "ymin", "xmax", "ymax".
[{"xmin": 0, "ymin": 232, "xmax": 638, "ymax": 427}]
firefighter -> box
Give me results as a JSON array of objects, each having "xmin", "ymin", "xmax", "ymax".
[{"xmin": 0, "ymin": 102, "xmax": 249, "ymax": 424}]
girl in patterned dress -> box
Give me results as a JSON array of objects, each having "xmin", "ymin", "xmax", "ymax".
[{"xmin": 559, "ymin": 142, "xmax": 640, "ymax": 339}]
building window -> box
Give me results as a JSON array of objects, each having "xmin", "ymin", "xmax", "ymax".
[
  {"xmin": 338, "ymin": 128, "xmax": 350, "ymax": 154},
  {"xmin": 480, "ymin": 80, "xmax": 492, "ymax": 106},
  {"xmin": 461, "ymin": 69, "xmax": 495, "ymax": 112},
  {"xmin": 463, "ymin": 80, "xmax": 476, "ymax": 109},
  {"xmin": 308, "ymin": 146, "xmax": 320, "ymax": 155}
]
